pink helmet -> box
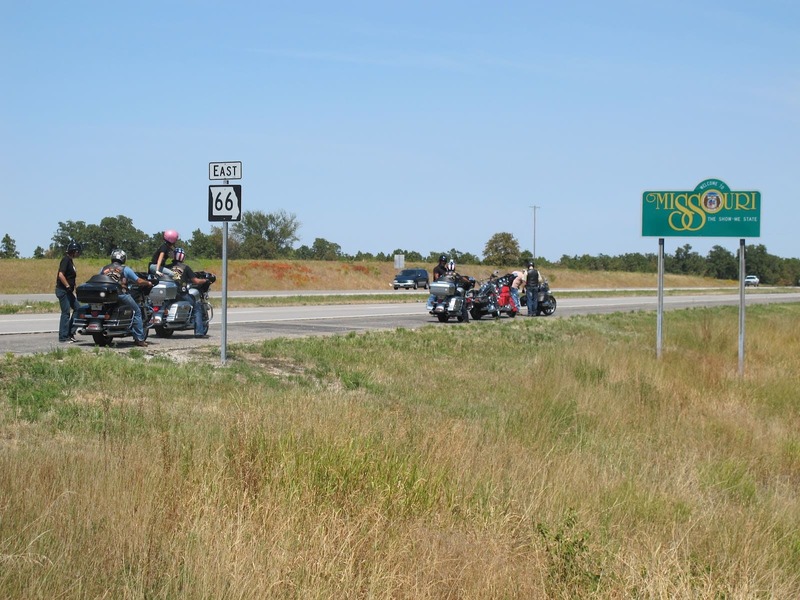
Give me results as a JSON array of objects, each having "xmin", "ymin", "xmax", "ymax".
[{"xmin": 163, "ymin": 229, "xmax": 179, "ymax": 244}]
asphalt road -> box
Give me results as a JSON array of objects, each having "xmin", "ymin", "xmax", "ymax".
[{"xmin": 1, "ymin": 291, "xmax": 798, "ymax": 356}]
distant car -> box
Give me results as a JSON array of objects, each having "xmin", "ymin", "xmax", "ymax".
[
  {"xmin": 393, "ymin": 268, "xmax": 429, "ymax": 290},
  {"xmin": 744, "ymin": 275, "xmax": 760, "ymax": 287}
]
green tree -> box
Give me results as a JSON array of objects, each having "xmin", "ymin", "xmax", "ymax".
[
  {"xmin": 667, "ymin": 244, "xmax": 706, "ymax": 276},
  {"xmin": 33, "ymin": 246, "xmax": 47, "ymax": 259},
  {"xmin": 187, "ymin": 228, "xmax": 221, "ymax": 259},
  {"xmin": 231, "ymin": 210, "xmax": 300, "ymax": 259},
  {"xmin": 0, "ymin": 234, "xmax": 20, "ymax": 258},
  {"xmin": 741, "ymin": 244, "xmax": 781, "ymax": 285},
  {"xmin": 310, "ymin": 238, "xmax": 343, "ymax": 261},
  {"xmin": 705, "ymin": 245, "xmax": 738, "ymax": 280},
  {"xmin": 52, "ymin": 220, "xmax": 92, "ymax": 256},
  {"xmin": 483, "ymin": 232, "xmax": 520, "ymax": 266}
]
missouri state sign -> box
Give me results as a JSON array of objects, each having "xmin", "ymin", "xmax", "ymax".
[{"xmin": 642, "ymin": 179, "xmax": 760, "ymax": 238}]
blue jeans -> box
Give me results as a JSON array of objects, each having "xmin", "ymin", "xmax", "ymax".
[
  {"xmin": 149, "ymin": 264, "xmax": 175, "ymax": 278},
  {"xmin": 526, "ymin": 286, "xmax": 539, "ymax": 315},
  {"xmin": 55, "ymin": 287, "xmax": 81, "ymax": 341},
  {"xmin": 510, "ymin": 287, "xmax": 521, "ymax": 311},
  {"xmin": 119, "ymin": 293, "xmax": 145, "ymax": 341},
  {"xmin": 183, "ymin": 293, "xmax": 208, "ymax": 336}
]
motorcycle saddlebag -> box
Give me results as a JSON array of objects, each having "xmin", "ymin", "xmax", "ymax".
[
  {"xmin": 149, "ymin": 281, "xmax": 179, "ymax": 304},
  {"xmin": 76, "ymin": 275, "xmax": 121, "ymax": 304},
  {"xmin": 430, "ymin": 280, "xmax": 456, "ymax": 298}
]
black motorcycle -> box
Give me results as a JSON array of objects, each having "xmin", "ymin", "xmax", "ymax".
[
  {"xmin": 149, "ymin": 272, "xmax": 216, "ymax": 338},
  {"xmin": 530, "ymin": 280, "xmax": 557, "ymax": 316},
  {"xmin": 73, "ymin": 273, "xmax": 154, "ymax": 346},
  {"xmin": 428, "ymin": 273, "xmax": 476, "ymax": 322}
]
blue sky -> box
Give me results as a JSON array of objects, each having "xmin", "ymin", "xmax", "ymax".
[{"xmin": 2, "ymin": 1, "xmax": 798, "ymax": 261}]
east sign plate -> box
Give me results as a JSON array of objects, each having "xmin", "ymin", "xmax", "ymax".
[{"xmin": 642, "ymin": 179, "xmax": 760, "ymax": 238}]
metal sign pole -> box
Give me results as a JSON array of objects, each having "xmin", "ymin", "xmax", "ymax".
[
  {"xmin": 738, "ymin": 238, "xmax": 745, "ymax": 376},
  {"xmin": 221, "ymin": 221, "xmax": 228, "ymax": 364},
  {"xmin": 656, "ymin": 238, "xmax": 664, "ymax": 358}
]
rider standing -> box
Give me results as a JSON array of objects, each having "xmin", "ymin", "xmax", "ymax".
[
  {"xmin": 510, "ymin": 270, "xmax": 524, "ymax": 313},
  {"xmin": 525, "ymin": 261, "xmax": 540, "ymax": 316},
  {"xmin": 55, "ymin": 240, "xmax": 82, "ymax": 343},
  {"xmin": 101, "ymin": 249, "xmax": 153, "ymax": 347}
]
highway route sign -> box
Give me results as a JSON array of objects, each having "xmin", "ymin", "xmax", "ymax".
[{"xmin": 208, "ymin": 185, "xmax": 242, "ymax": 221}]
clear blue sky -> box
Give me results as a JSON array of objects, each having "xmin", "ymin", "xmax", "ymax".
[{"xmin": 2, "ymin": 1, "xmax": 797, "ymax": 261}]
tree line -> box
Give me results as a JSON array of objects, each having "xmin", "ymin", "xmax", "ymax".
[{"xmin": 1, "ymin": 211, "xmax": 799, "ymax": 285}]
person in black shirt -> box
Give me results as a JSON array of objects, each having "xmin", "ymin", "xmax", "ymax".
[
  {"xmin": 168, "ymin": 247, "xmax": 212, "ymax": 337},
  {"xmin": 426, "ymin": 254, "xmax": 449, "ymax": 310},
  {"xmin": 55, "ymin": 240, "xmax": 82, "ymax": 342},
  {"xmin": 149, "ymin": 229, "xmax": 179, "ymax": 278}
]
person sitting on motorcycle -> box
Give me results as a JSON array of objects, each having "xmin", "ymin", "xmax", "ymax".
[
  {"xmin": 100, "ymin": 249, "xmax": 153, "ymax": 347},
  {"xmin": 149, "ymin": 229, "xmax": 179, "ymax": 279},
  {"xmin": 525, "ymin": 260, "xmax": 541, "ymax": 316},
  {"xmin": 510, "ymin": 270, "xmax": 524, "ymax": 313},
  {"xmin": 167, "ymin": 247, "xmax": 212, "ymax": 338},
  {"xmin": 426, "ymin": 254, "xmax": 449, "ymax": 310}
]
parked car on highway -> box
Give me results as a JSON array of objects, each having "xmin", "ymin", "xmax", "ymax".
[
  {"xmin": 744, "ymin": 275, "xmax": 760, "ymax": 287},
  {"xmin": 392, "ymin": 268, "xmax": 429, "ymax": 290}
]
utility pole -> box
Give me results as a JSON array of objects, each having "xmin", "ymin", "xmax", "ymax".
[{"xmin": 530, "ymin": 205, "xmax": 540, "ymax": 260}]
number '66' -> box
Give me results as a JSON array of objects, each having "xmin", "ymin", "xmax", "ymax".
[{"xmin": 214, "ymin": 192, "xmax": 234, "ymax": 211}]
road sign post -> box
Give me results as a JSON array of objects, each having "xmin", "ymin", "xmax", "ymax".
[{"xmin": 208, "ymin": 163, "xmax": 243, "ymax": 365}]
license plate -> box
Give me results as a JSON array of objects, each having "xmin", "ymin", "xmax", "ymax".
[{"xmin": 91, "ymin": 303, "xmax": 103, "ymax": 310}]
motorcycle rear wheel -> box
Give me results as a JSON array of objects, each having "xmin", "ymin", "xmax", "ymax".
[
  {"xmin": 470, "ymin": 308, "xmax": 482, "ymax": 320},
  {"xmin": 154, "ymin": 326, "xmax": 174, "ymax": 338},
  {"xmin": 92, "ymin": 333, "xmax": 112, "ymax": 346},
  {"xmin": 539, "ymin": 296, "xmax": 557, "ymax": 316},
  {"xmin": 436, "ymin": 314, "xmax": 449, "ymax": 322}
]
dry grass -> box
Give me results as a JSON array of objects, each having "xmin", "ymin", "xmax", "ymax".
[
  {"xmin": 1, "ymin": 258, "xmax": 729, "ymax": 295},
  {"xmin": 1, "ymin": 304, "xmax": 799, "ymax": 597}
]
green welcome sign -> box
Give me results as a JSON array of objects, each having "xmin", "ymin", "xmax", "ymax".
[{"xmin": 642, "ymin": 179, "xmax": 761, "ymax": 238}]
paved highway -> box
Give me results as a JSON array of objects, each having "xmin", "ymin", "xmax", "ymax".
[{"xmin": 1, "ymin": 291, "xmax": 798, "ymax": 356}]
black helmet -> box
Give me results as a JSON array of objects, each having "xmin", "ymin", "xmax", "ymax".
[
  {"xmin": 527, "ymin": 260, "xmax": 535, "ymax": 268},
  {"xmin": 110, "ymin": 249, "xmax": 127, "ymax": 264},
  {"xmin": 67, "ymin": 240, "xmax": 82, "ymax": 255},
  {"xmin": 438, "ymin": 254, "xmax": 447, "ymax": 263}
]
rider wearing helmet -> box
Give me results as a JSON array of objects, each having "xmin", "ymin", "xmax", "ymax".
[
  {"xmin": 101, "ymin": 249, "xmax": 153, "ymax": 347},
  {"xmin": 426, "ymin": 254, "xmax": 451, "ymax": 311},
  {"xmin": 55, "ymin": 240, "xmax": 83, "ymax": 342},
  {"xmin": 525, "ymin": 260, "xmax": 541, "ymax": 316},
  {"xmin": 168, "ymin": 247, "xmax": 212, "ymax": 338},
  {"xmin": 149, "ymin": 229, "xmax": 180, "ymax": 279}
]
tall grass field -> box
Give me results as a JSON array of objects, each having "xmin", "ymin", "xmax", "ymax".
[{"xmin": 2, "ymin": 303, "xmax": 799, "ymax": 597}]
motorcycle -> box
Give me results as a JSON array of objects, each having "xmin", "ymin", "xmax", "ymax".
[
  {"xmin": 73, "ymin": 273, "xmax": 154, "ymax": 346},
  {"xmin": 535, "ymin": 280, "xmax": 557, "ymax": 315},
  {"xmin": 428, "ymin": 273, "xmax": 476, "ymax": 322},
  {"xmin": 148, "ymin": 271, "xmax": 216, "ymax": 337},
  {"xmin": 527, "ymin": 279, "xmax": 557, "ymax": 316},
  {"xmin": 469, "ymin": 272, "xmax": 519, "ymax": 320}
]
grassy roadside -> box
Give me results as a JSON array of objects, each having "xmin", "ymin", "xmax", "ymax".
[{"xmin": 1, "ymin": 304, "xmax": 799, "ymax": 597}]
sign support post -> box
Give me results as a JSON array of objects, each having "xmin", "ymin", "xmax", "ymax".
[
  {"xmin": 738, "ymin": 238, "xmax": 746, "ymax": 376},
  {"xmin": 208, "ymin": 161, "xmax": 243, "ymax": 365}
]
